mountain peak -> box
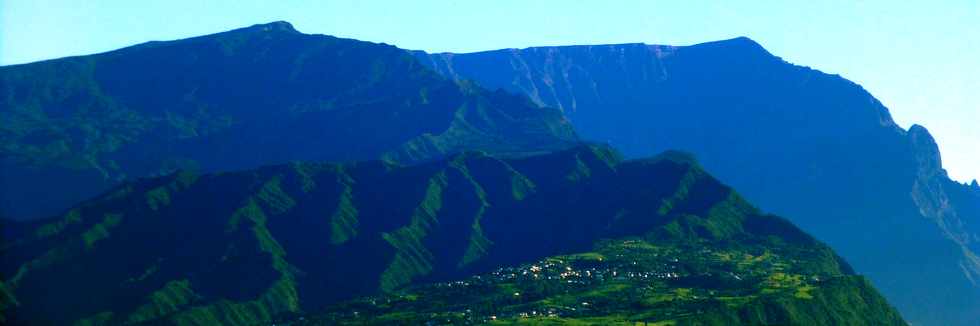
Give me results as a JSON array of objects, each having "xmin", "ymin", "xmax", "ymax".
[
  {"xmin": 728, "ymin": 36, "xmax": 761, "ymax": 45},
  {"xmin": 908, "ymin": 124, "xmax": 944, "ymax": 176},
  {"xmin": 690, "ymin": 36, "xmax": 768, "ymax": 52},
  {"xmin": 971, "ymin": 179, "xmax": 979, "ymax": 190},
  {"xmin": 243, "ymin": 21, "xmax": 298, "ymax": 33},
  {"xmin": 908, "ymin": 124, "xmax": 937, "ymax": 145}
]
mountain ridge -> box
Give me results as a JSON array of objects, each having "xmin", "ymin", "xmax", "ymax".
[
  {"xmin": 414, "ymin": 38, "xmax": 980, "ymax": 325},
  {"xmin": 0, "ymin": 22, "xmax": 577, "ymax": 220},
  {"xmin": 0, "ymin": 145, "xmax": 904, "ymax": 325}
]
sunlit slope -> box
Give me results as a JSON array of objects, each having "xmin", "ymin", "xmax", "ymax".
[{"xmin": 1, "ymin": 145, "xmax": 903, "ymax": 325}]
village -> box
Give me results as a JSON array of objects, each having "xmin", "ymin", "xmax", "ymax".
[{"xmin": 287, "ymin": 239, "xmax": 833, "ymax": 325}]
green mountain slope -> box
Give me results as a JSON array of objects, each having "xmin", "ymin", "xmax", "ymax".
[
  {"xmin": 296, "ymin": 240, "xmax": 901, "ymax": 326},
  {"xmin": 0, "ymin": 145, "xmax": 904, "ymax": 325},
  {"xmin": 0, "ymin": 21, "xmax": 577, "ymax": 220}
]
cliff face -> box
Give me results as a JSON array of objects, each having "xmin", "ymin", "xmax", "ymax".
[
  {"xmin": 909, "ymin": 126, "xmax": 979, "ymax": 266},
  {"xmin": 415, "ymin": 40, "xmax": 980, "ymax": 325}
]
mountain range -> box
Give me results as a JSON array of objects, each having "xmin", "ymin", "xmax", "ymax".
[
  {"xmin": 0, "ymin": 21, "xmax": 959, "ymax": 325},
  {"xmin": 415, "ymin": 40, "xmax": 980, "ymax": 325},
  {"xmin": 0, "ymin": 145, "xmax": 904, "ymax": 325},
  {"xmin": 0, "ymin": 21, "xmax": 576, "ymax": 221}
]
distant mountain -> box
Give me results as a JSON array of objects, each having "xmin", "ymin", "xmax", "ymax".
[
  {"xmin": 0, "ymin": 22, "xmax": 577, "ymax": 220},
  {"xmin": 0, "ymin": 145, "xmax": 904, "ymax": 325},
  {"xmin": 415, "ymin": 40, "xmax": 980, "ymax": 325}
]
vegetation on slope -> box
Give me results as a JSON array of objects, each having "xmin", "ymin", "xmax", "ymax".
[
  {"xmin": 293, "ymin": 239, "xmax": 901, "ymax": 325},
  {"xmin": 0, "ymin": 145, "xmax": 903, "ymax": 325},
  {"xmin": 0, "ymin": 21, "xmax": 576, "ymax": 220}
]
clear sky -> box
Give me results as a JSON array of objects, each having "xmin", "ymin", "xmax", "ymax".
[{"xmin": 2, "ymin": 0, "xmax": 977, "ymax": 182}]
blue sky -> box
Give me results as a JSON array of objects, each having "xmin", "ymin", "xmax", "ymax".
[{"xmin": 2, "ymin": 0, "xmax": 977, "ymax": 181}]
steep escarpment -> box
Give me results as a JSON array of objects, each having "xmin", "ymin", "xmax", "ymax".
[
  {"xmin": 415, "ymin": 39, "xmax": 979, "ymax": 325},
  {"xmin": 0, "ymin": 145, "xmax": 903, "ymax": 325},
  {"xmin": 0, "ymin": 21, "xmax": 577, "ymax": 220}
]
